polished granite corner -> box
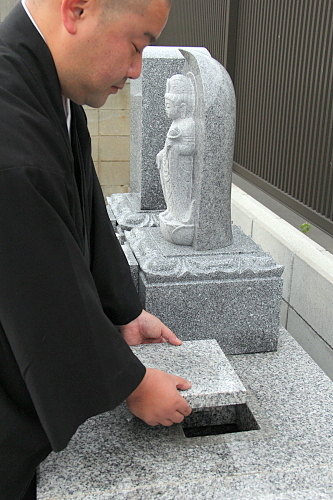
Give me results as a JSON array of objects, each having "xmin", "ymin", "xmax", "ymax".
[
  {"xmin": 37, "ymin": 329, "xmax": 333, "ymax": 499},
  {"xmin": 131, "ymin": 340, "xmax": 247, "ymax": 408}
]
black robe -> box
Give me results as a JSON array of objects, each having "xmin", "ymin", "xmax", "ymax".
[{"xmin": 0, "ymin": 2, "xmax": 146, "ymax": 487}]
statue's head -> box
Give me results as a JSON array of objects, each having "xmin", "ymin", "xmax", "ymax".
[{"xmin": 164, "ymin": 74, "xmax": 195, "ymax": 119}]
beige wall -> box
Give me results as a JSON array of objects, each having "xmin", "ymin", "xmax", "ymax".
[
  {"xmin": 84, "ymin": 82, "xmax": 131, "ymax": 199},
  {"xmin": 1, "ymin": 0, "xmax": 16, "ymax": 21}
]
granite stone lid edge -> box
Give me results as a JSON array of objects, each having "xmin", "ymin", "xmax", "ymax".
[{"xmin": 131, "ymin": 340, "xmax": 247, "ymax": 409}]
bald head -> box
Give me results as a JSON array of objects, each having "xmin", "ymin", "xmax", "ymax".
[
  {"xmin": 101, "ymin": 0, "xmax": 171, "ymax": 15},
  {"xmin": 26, "ymin": 0, "xmax": 170, "ymax": 107}
]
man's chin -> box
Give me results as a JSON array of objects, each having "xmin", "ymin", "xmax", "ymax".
[
  {"xmin": 83, "ymin": 93, "xmax": 110, "ymax": 109},
  {"xmin": 81, "ymin": 83, "xmax": 126, "ymax": 108}
]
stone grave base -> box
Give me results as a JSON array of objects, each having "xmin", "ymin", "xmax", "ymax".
[
  {"xmin": 107, "ymin": 192, "xmax": 162, "ymax": 231},
  {"xmin": 127, "ymin": 225, "xmax": 284, "ymax": 355}
]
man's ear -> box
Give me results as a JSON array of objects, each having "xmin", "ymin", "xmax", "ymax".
[{"xmin": 61, "ymin": 0, "xmax": 90, "ymax": 34}]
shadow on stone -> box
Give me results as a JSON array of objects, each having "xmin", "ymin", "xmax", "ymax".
[{"xmin": 182, "ymin": 403, "xmax": 260, "ymax": 438}]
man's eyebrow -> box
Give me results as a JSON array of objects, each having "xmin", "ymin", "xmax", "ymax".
[{"xmin": 144, "ymin": 31, "xmax": 156, "ymax": 44}]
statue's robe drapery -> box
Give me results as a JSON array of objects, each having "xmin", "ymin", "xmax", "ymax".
[
  {"xmin": 0, "ymin": 4, "xmax": 145, "ymax": 496},
  {"xmin": 161, "ymin": 119, "xmax": 195, "ymax": 223}
]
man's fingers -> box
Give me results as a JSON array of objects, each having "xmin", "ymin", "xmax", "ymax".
[
  {"xmin": 178, "ymin": 398, "xmax": 192, "ymax": 417},
  {"xmin": 172, "ymin": 410, "xmax": 187, "ymax": 423},
  {"xmin": 172, "ymin": 375, "xmax": 192, "ymax": 414},
  {"xmin": 173, "ymin": 386, "xmax": 192, "ymax": 418},
  {"xmin": 161, "ymin": 325, "xmax": 182, "ymax": 345},
  {"xmin": 142, "ymin": 336, "xmax": 167, "ymax": 344},
  {"xmin": 160, "ymin": 418, "xmax": 174, "ymax": 427},
  {"xmin": 152, "ymin": 411, "xmax": 187, "ymax": 427},
  {"xmin": 127, "ymin": 368, "xmax": 192, "ymax": 427}
]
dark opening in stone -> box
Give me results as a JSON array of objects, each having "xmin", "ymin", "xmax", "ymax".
[{"xmin": 181, "ymin": 403, "xmax": 259, "ymax": 438}]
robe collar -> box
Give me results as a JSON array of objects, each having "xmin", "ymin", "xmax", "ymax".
[{"xmin": 0, "ymin": 3, "xmax": 71, "ymax": 146}]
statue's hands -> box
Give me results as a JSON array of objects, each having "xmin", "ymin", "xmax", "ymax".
[
  {"xmin": 126, "ymin": 367, "xmax": 192, "ymax": 426},
  {"xmin": 167, "ymin": 126, "xmax": 181, "ymax": 139},
  {"xmin": 119, "ymin": 309, "xmax": 182, "ymax": 346}
]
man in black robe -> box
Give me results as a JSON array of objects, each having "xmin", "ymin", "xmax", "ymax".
[{"xmin": 0, "ymin": 0, "xmax": 191, "ymax": 497}]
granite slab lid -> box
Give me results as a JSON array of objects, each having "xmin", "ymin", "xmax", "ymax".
[{"xmin": 131, "ymin": 339, "xmax": 247, "ymax": 409}]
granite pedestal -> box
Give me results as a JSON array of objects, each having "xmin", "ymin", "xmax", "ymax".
[
  {"xmin": 127, "ymin": 225, "xmax": 283, "ymax": 355},
  {"xmin": 121, "ymin": 242, "xmax": 139, "ymax": 291}
]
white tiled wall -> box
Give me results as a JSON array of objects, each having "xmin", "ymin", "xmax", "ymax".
[{"xmin": 231, "ymin": 184, "xmax": 333, "ymax": 381}]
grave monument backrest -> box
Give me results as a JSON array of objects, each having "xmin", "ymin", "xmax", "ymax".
[{"xmin": 157, "ymin": 49, "xmax": 236, "ymax": 250}]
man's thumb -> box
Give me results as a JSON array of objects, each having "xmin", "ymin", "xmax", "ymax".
[{"xmin": 175, "ymin": 376, "xmax": 192, "ymax": 391}]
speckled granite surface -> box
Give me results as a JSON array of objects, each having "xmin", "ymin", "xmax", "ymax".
[
  {"xmin": 127, "ymin": 226, "xmax": 283, "ymax": 355},
  {"xmin": 37, "ymin": 329, "xmax": 333, "ymax": 499},
  {"xmin": 131, "ymin": 340, "xmax": 247, "ymax": 408}
]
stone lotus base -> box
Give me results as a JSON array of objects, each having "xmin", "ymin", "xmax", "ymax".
[
  {"xmin": 126, "ymin": 225, "xmax": 284, "ymax": 355},
  {"xmin": 159, "ymin": 213, "xmax": 195, "ymax": 246}
]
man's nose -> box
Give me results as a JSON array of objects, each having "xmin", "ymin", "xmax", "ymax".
[{"xmin": 127, "ymin": 55, "xmax": 143, "ymax": 80}]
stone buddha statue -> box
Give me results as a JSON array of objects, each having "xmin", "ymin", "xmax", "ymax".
[{"xmin": 156, "ymin": 74, "xmax": 196, "ymax": 245}]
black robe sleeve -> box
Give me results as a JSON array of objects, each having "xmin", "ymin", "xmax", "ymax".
[
  {"xmin": 89, "ymin": 168, "xmax": 142, "ymax": 324},
  {"xmin": 0, "ymin": 165, "xmax": 146, "ymax": 451}
]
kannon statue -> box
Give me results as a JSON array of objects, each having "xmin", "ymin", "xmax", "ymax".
[{"xmin": 156, "ymin": 74, "xmax": 196, "ymax": 245}]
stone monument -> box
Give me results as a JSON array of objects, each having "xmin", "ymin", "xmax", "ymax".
[
  {"xmin": 155, "ymin": 49, "xmax": 234, "ymax": 250},
  {"xmin": 107, "ymin": 47, "xmax": 210, "ymax": 232},
  {"xmin": 125, "ymin": 48, "xmax": 283, "ymax": 354}
]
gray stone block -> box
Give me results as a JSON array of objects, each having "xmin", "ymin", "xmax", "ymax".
[
  {"xmin": 106, "ymin": 204, "xmax": 116, "ymax": 231},
  {"xmin": 127, "ymin": 226, "xmax": 283, "ymax": 354},
  {"xmin": 121, "ymin": 242, "xmax": 139, "ymax": 291},
  {"xmin": 131, "ymin": 340, "xmax": 247, "ymax": 409}
]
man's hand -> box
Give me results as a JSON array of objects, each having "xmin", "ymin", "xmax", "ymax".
[
  {"xmin": 119, "ymin": 309, "xmax": 182, "ymax": 346},
  {"xmin": 126, "ymin": 368, "xmax": 192, "ymax": 426}
]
